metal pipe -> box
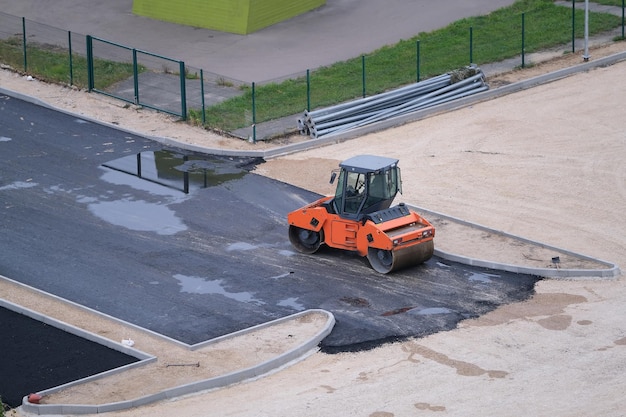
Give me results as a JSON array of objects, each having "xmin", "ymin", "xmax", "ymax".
[{"xmin": 311, "ymin": 72, "xmax": 487, "ymax": 138}]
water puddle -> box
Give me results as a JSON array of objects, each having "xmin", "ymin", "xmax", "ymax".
[
  {"xmin": 277, "ymin": 297, "xmax": 305, "ymax": 311},
  {"xmin": 226, "ymin": 242, "xmax": 258, "ymax": 251},
  {"xmin": 102, "ymin": 150, "xmax": 249, "ymax": 194},
  {"xmin": 409, "ymin": 307, "xmax": 454, "ymax": 316},
  {"xmin": 173, "ymin": 274, "xmax": 265, "ymax": 304},
  {"xmin": 0, "ymin": 181, "xmax": 38, "ymax": 191},
  {"xmin": 88, "ymin": 199, "xmax": 187, "ymax": 235},
  {"xmin": 468, "ymin": 271, "xmax": 500, "ymax": 284}
]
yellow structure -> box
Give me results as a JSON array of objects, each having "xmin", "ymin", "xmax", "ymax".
[{"xmin": 132, "ymin": 0, "xmax": 326, "ymax": 35}]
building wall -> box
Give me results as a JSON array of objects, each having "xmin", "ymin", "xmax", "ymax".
[{"xmin": 132, "ymin": 0, "xmax": 326, "ymax": 35}]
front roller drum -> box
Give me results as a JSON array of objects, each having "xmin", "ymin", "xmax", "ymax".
[
  {"xmin": 367, "ymin": 240, "xmax": 434, "ymax": 274},
  {"xmin": 289, "ymin": 225, "xmax": 323, "ymax": 254}
]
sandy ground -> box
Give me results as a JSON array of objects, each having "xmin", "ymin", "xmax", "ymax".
[{"xmin": 2, "ymin": 41, "xmax": 626, "ymax": 416}]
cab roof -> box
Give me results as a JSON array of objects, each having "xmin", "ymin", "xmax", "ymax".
[{"xmin": 339, "ymin": 155, "xmax": 399, "ymax": 174}]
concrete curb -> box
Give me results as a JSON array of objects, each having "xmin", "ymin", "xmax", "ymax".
[
  {"xmin": 21, "ymin": 311, "xmax": 335, "ymax": 415},
  {"xmin": 0, "ymin": 277, "xmax": 334, "ymax": 415},
  {"xmin": 3, "ymin": 50, "xmax": 626, "ymax": 161},
  {"xmin": 409, "ymin": 205, "xmax": 621, "ymax": 280},
  {"xmin": 146, "ymin": 49, "xmax": 626, "ymax": 158}
]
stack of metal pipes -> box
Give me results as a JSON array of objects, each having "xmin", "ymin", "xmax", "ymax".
[{"xmin": 298, "ymin": 66, "xmax": 488, "ymax": 139}]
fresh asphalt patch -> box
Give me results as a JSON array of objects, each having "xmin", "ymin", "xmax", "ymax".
[
  {"xmin": 0, "ymin": 306, "xmax": 138, "ymax": 408},
  {"xmin": 0, "ymin": 93, "xmax": 539, "ymax": 405}
]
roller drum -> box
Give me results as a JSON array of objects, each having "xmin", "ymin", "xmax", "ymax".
[{"xmin": 367, "ymin": 240, "xmax": 434, "ymax": 274}]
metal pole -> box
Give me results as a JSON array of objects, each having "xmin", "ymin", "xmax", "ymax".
[
  {"xmin": 252, "ymin": 82, "xmax": 256, "ymax": 143},
  {"xmin": 132, "ymin": 49, "xmax": 139, "ymax": 104},
  {"xmin": 22, "ymin": 18, "xmax": 27, "ymax": 71},
  {"xmin": 622, "ymin": 0, "xmax": 625, "ymax": 39},
  {"xmin": 361, "ymin": 55, "xmax": 366, "ymax": 98},
  {"xmin": 583, "ymin": 0, "xmax": 589, "ymax": 62},
  {"xmin": 572, "ymin": 0, "xmax": 576, "ymax": 53},
  {"xmin": 86, "ymin": 35, "xmax": 94, "ymax": 91},
  {"xmin": 416, "ymin": 40, "xmax": 421, "ymax": 83},
  {"xmin": 200, "ymin": 69, "xmax": 206, "ymax": 125},
  {"xmin": 306, "ymin": 69, "xmax": 310, "ymax": 111},
  {"xmin": 68, "ymin": 31, "xmax": 74, "ymax": 86},
  {"xmin": 179, "ymin": 61, "xmax": 187, "ymax": 120},
  {"xmin": 521, "ymin": 13, "xmax": 526, "ymax": 68},
  {"xmin": 469, "ymin": 27, "xmax": 473, "ymax": 64}
]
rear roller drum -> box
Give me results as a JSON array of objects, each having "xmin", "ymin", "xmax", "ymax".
[
  {"xmin": 289, "ymin": 225, "xmax": 323, "ymax": 254},
  {"xmin": 367, "ymin": 240, "xmax": 434, "ymax": 274}
]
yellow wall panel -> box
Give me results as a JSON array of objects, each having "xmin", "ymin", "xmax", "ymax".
[{"xmin": 133, "ymin": 0, "xmax": 326, "ymax": 35}]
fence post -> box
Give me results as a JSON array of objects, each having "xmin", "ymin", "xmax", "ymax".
[
  {"xmin": 68, "ymin": 31, "xmax": 74, "ymax": 86},
  {"xmin": 469, "ymin": 26, "xmax": 474, "ymax": 64},
  {"xmin": 252, "ymin": 82, "xmax": 256, "ymax": 143},
  {"xmin": 416, "ymin": 40, "xmax": 421, "ymax": 82},
  {"xmin": 572, "ymin": 0, "xmax": 576, "ymax": 53},
  {"xmin": 21, "ymin": 17, "xmax": 27, "ymax": 71},
  {"xmin": 200, "ymin": 69, "xmax": 206, "ymax": 125},
  {"xmin": 521, "ymin": 13, "xmax": 526, "ymax": 68},
  {"xmin": 361, "ymin": 55, "xmax": 366, "ymax": 98},
  {"xmin": 179, "ymin": 61, "xmax": 187, "ymax": 120},
  {"xmin": 132, "ymin": 49, "xmax": 139, "ymax": 104},
  {"xmin": 86, "ymin": 35, "xmax": 94, "ymax": 91},
  {"xmin": 622, "ymin": 0, "xmax": 625, "ymax": 39},
  {"xmin": 306, "ymin": 69, "xmax": 310, "ymax": 111}
]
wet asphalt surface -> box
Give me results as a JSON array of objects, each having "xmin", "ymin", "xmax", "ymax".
[{"xmin": 0, "ymin": 94, "xmax": 539, "ymax": 354}]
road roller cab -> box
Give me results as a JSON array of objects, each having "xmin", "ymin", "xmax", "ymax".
[{"xmin": 287, "ymin": 155, "xmax": 435, "ymax": 273}]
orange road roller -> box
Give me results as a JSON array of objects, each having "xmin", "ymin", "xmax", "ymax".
[{"xmin": 287, "ymin": 155, "xmax": 435, "ymax": 273}]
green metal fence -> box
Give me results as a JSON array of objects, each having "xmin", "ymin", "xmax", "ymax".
[
  {"xmin": 0, "ymin": 2, "xmax": 624, "ymax": 143},
  {"xmin": 86, "ymin": 35, "xmax": 187, "ymax": 118}
]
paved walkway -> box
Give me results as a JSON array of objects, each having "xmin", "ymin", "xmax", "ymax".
[{"xmin": 0, "ymin": 0, "xmax": 519, "ymax": 82}]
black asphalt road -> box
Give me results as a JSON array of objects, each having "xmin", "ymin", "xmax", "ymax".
[
  {"xmin": 0, "ymin": 306, "xmax": 137, "ymax": 408},
  {"xmin": 0, "ymin": 94, "xmax": 539, "ymax": 352}
]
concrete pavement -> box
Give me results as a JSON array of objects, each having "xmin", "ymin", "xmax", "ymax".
[{"xmin": 0, "ymin": 0, "xmax": 518, "ymax": 82}]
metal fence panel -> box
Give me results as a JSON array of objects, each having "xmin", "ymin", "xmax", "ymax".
[{"xmin": 0, "ymin": 12, "xmax": 25, "ymax": 69}]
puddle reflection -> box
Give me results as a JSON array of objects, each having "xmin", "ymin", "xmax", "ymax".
[{"xmin": 102, "ymin": 150, "xmax": 248, "ymax": 194}]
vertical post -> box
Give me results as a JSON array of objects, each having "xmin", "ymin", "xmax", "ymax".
[
  {"xmin": 469, "ymin": 26, "xmax": 474, "ymax": 64},
  {"xmin": 68, "ymin": 31, "xmax": 74, "ymax": 86},
  {"xmin": 361, "ymin": 55, "xmax": 366, "ymax": 98},
  {"xmin": 22, "ymin": 17, "xmax": 27, "ymax": 71},
  {"xmin": 622, "ymin": 0, "xmax": 625, "ymax": 39},
  {"xmin": 179, "ymin": 61, "xmax": 187, "ymax": 120},
  {"xmin": 521, "ymin": 13, "xmax": 526, "ymax": 68},
  {"xmin": 306, "ymin": 69, "xmax": 310, "ymax": 112},
  {"xmin": 583, "ymin": 0, "xmax": 590, "ymax": 61},
  {"xmin": 200, "ymin": 69, "xmax": 206, "ymax": 125},
  {"xmin": 132, "ymin": 49, "xmax": 139, "ymax": 104},
  {"xmin": 416, "ymin": 40, "xmax": 421, "ymax": 82},
  {"xmin": 252, "ymin": 82, "xmax": 256, "ymax": 143},
  {"xmin": 86, "ymin": 35, "xmax": 94, "ymax": 91},
  {"xmin": 572, "ymin": 0, "xmax": 576, "ymax": 53}
]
